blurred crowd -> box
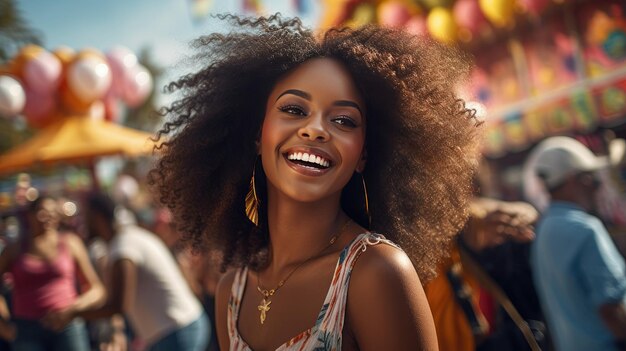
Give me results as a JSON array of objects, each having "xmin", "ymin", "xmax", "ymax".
[{"xmin": 0, "ymin": 134, "xmax": 624, "ymax": 351}]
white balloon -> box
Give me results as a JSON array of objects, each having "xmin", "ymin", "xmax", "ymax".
[
  {"xmin": 0, "ymin": 76, "xmax": 26, "ymax": 117},
  {"xmin": 68, "ymin": 57, "xmax": 112, "ymax": 103}
]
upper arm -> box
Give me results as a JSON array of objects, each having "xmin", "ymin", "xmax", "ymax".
[
  {"xmin": 215, "ymin": 269, "xmax": 236, "ymax": 351},
  {"xmin": 67, "ymin": 234, "xmax": 104, "ymax": 293},
  {"xmin": 109, "ymin": 258, "xmax": 137, "ymax": 313},
  {"xmin": 347, "ymin": 245, "xmax": 438, "ymax": 351}
]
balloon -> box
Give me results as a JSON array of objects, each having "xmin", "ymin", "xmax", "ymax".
[
  {"xmin": 123, "ymin": 64, "xmax": 153, "ymax": 108},
  {"xmin": 453, "ymin": 0, "xmax": 486, "ymax": 34},
  {"xmin": 377, "ymin": 1, "xmax": 411, "ymax": 28},
  {"xmin": 60, "ymin": 83, "xmax": 92, "ymax": 114},
  {"xmin": 53, "ymin": 46, "xmax": 75, "ymax": 67},
  {"xmin": 479, "ymin": 0, "xmax": 515, "ymax": 27},
  {"xmin": 427, "ymin": 7, "xmax": 458, "ymax": 43},
  {"xmin": 106, "ymin": 46, "xmax": 138, "ymax": 97},
  {"xmin": 347, "ymin": 3, "xmax": 376, "ymax": 27},
  {"xmin": 67, "ymin": 56, "xmax": 112, "ymax": 103},
  {"xmin": 23, "ymin": 88, "xmax": 56, "ymax": 128},
  {"xmin": 405, "ymin": 16, "xmax": 428, "ymax": 36},
  {"xmin": 519, "ymin": 0, "xmax": 550, "ymax": 16},
  {"xmin": 419, "ymin": 0, "xmax": 453, "ymax": 9},
  {"xmin": 7, "ymin": 45, "xmax": 43, "ymax": 78},
  {"xmin": 0, "ymin": 75, "xmax": 26, "ymax": 117},
  {"xmin": 24, "ymin": 50, "xmax": 62, "ymax": 94}
]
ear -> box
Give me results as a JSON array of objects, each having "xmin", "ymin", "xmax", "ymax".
[{"xmin": 356, "ymin": 149, "xmax": 367, "ymax": 173}]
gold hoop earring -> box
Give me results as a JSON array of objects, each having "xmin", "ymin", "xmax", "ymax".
[
  {"xmin": 245, "ymin": 158, "xmax": 260, "ymax": 226},
  {"xmin": 360, "ymin": 172, "xmax": 371, "ymax": 228}
]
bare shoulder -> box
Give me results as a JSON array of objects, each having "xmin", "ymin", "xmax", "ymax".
[
  {"xmin": 64, "ymin": 232, "xmax": 88, "ymax": 253},
  {"xmin": 346, "ymin": 239, "xmax": 438, "ymax": 350},
  {"xmin": 215, "ymin": 268, "xmax": 239, "ymax": 351},
  {"xmin": 216, "ymin": 268, "xmax": 237, "ymax": 300},
  {"xmin": 349, "ymin": 240, "xmax": 420, "ymax": 297}
]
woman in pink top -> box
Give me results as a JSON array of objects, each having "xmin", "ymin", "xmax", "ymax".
[
  {"xmin": 0, "ymin": 196, "xmax": 105, "ymax": 350},
  {"xmin": 150, "ymin": 14, "xmax": 480, "ymax": 351}
]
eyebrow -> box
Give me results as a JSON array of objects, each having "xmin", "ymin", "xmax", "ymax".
[
  {"xmin": 333, "ymin": 100, "xmax": 363, "ymax": 115},
  {"xmin": 276, "ymin": 89, "xmax": 311, "ymax": 101},
  {"xmin": 276, "ymin": 89, "xmax": 364, "ymax": 115}
]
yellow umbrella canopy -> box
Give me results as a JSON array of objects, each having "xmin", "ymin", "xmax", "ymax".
[{"xmin": 0, "ymin": 115, "xmax": 157, "ymax": 175}]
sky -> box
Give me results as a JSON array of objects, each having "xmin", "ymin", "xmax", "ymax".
[{"xmin": 18, "ymin": 0, "xmax": 321, "ymax": 87}]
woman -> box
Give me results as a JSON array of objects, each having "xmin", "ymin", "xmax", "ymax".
[
  {"xmin": 150, "ymin": 15, "xmax": 480, "ymax": 350},
  {"xmin": 0, "ymin": 196, "xmax": 106, "ymax": 350}
]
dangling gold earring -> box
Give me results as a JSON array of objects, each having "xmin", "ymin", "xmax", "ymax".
[
  {"xmin": 360, "ymin": 172, "xmax": 371, "ymax": 228},
  {"xmin": 245, "ymin": 158, "xmax": 260, "ymax": 226}
]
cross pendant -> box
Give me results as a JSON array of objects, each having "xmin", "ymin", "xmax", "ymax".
[{"xmin": 258, "ymin": 298, "xmax": 271, "ymax": 325}]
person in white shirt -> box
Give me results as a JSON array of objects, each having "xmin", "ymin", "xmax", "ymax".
[{"xmin": 74, "ymin": 192, "xmax": 208, "ymax": 351}]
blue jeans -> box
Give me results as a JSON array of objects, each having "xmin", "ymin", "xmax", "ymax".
[
  {"xmin": 13, "ymin": 318, "xmax": 89, "ymax": 351},
  {"xmin": 148, "ymin": 312, "xmax": 210, "ymax": 351}
]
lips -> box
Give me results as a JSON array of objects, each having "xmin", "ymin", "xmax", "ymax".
[{"xmin": 283, "ymin": 147, "xmax": 335, "ymax": 176}]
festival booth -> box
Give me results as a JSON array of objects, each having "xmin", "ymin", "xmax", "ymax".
[{"xmin": 0, "ymin": 45, "xmax": 155, "ymax": 197}]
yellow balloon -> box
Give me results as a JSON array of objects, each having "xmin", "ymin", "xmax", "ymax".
[
  {"xmin": 479, "ymin": 0, "xmax": 515, "ymax": 27},
  {"xmin": 427, "ymin": 7, "xmax": 457, "ymax": 43}
]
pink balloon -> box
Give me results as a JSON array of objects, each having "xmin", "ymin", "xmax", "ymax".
[
  {"xmin": 453, "ymin": 0, "xmax": 486, "ymax": 34},
  {"xmin": 23, "ymin": 88, "xmax": 56, "ymax": 126},
  {"xmin": 405, "ymin": 16, "xmax": 428, "ymax": 36},
  {"xmin": 378, "ymin": 1, "xmax": 411, "ymax": 28},
  {"xmin": 123, "ymin": 64, "xmax": 153, "ymax": 108},
  {"xmin": 24, "ymin": 51, "xmax": 62, "ymax": 94},
  {"xmin": 519, "ymin": 0, "xmax": 550, "ymax": 15},
  {"xmin": 105, "ymin": 46, "xmax": 138, "ymax": 97}
]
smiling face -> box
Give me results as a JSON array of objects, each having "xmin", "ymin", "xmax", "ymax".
[{"xmin": 259, "ymin": 58, "xmax": 366, "ymax": 204}]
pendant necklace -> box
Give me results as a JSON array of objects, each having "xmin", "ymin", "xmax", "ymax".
[{"xmin": 256, "ymin": 218, "xmax": 352, "ymax": 325}]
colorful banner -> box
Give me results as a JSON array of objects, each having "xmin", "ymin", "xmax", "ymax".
[
  {"xmin": 577, "ymin": 0, "xmax": 626, "ymax": 78},
  {"xmin": 522, "ymin": 16, "xmax": 579, "ymax": 95},
  {"xmin": 483, "ymin": 86, "xmax": 605, "ymax": 157}
]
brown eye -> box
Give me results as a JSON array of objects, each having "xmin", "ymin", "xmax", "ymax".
[
  {"xmin": 278, "ymin": 105, "xmax": 307, "ymax": 116},
  {"xmin": 332, "ymin": 116, "xmax": 357, "ymax": 128}
]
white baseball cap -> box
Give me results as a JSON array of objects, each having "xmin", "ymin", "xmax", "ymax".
[{"xmin": 532, "ymin": 136, "xmax": 609, "ymax": 189}]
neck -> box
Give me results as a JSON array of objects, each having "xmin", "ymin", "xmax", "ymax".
[{"xmin": 265, "ymin": 187, "xmax": 348, "ymax": 277}]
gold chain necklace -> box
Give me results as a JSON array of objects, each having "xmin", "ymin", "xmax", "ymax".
[{"xmin": 255, "ymin": 218, "xmax": 352, "ymax": 325}]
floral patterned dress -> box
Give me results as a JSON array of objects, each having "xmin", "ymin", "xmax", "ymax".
[{"xmin": 227, "ymin": 232, "xmax": 400, "ymax": 351}]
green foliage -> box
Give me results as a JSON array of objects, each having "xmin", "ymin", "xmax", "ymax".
[{"xmin": 0, "ymin": 0, "xmax": 42, "ymax": 63}]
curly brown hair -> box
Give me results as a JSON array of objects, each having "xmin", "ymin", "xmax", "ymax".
[{"xmin": 149, "ymin": 14, "xmax": 481, "ymax": 282}]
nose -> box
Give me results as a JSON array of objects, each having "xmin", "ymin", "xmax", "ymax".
[{"xmin": 298, "ymin": 114, "xmax": 329, "ymax": 142}]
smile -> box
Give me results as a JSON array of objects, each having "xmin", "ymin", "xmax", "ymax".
[
  {"xmin": 287, "ymin": 152, "xmax": 331, "ymax": 168},
  {"xmin": 283, "ymin": 149, "xmax": 334, "ymax": 176}
]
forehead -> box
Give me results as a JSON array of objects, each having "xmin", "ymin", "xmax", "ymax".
[{"xmin": 269, "ymin": 58, "xmax": 363, "ymax": 104}]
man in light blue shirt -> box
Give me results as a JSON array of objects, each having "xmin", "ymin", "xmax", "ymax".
[{"xmin": 529, "ymin": 136, "xmax": 626, "ymax": 351}]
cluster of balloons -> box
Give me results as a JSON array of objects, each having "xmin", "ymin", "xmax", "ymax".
[
  {"xmin": 0, "ymin": 45, "xmax": 153, "ymax": 128},
  {"xmin": 325, "ymin": 0, "xmax": 565, "ymax": 44}
]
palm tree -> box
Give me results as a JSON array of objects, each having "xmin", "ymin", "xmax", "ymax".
[{"xmin": 0, "ymin": 0, "xmax": 42, "ymax": 63}]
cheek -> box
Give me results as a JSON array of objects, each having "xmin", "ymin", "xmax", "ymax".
[
  {"xmin": 259, "ymin": 117, "xmax": 283, "ymax": 156},
  {"xmin": 338, "ymin": 133, "xmax": 366, "ymax": 166}
]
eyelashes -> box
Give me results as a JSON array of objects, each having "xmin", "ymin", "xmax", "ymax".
[
  {"xmin": 277, "ymin": 104, "xmax": 359, "ymax": 128},
  {"xmin": 278, "ymin": 104, "xmax": 307, "ymax": 116}
]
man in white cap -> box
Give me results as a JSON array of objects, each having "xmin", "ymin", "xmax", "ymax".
[{"xmin": 529, "ymin": 136, "xmax": 626, "ymax": 351}]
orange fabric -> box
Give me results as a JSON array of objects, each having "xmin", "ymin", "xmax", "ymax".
[
  {"xmin": 0, "ymin": 115, "xmax": 157, "ymax": 174},
  {"xmin": 424, "ymin": 245, "xmax": 485, "ymax": 351}
]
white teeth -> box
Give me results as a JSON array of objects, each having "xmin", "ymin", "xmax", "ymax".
[{"xmin": 287, "ymin": 151, "xmax": 330, "ymax": 168}]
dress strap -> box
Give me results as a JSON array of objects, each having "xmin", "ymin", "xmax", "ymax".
[
  {"xmin": 227, "ymin": 266, "xmax": 248, "ymax": 339},
  {"xmin": 315, "ymin": 232, "xmax": 401, "ymax": 337}
]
